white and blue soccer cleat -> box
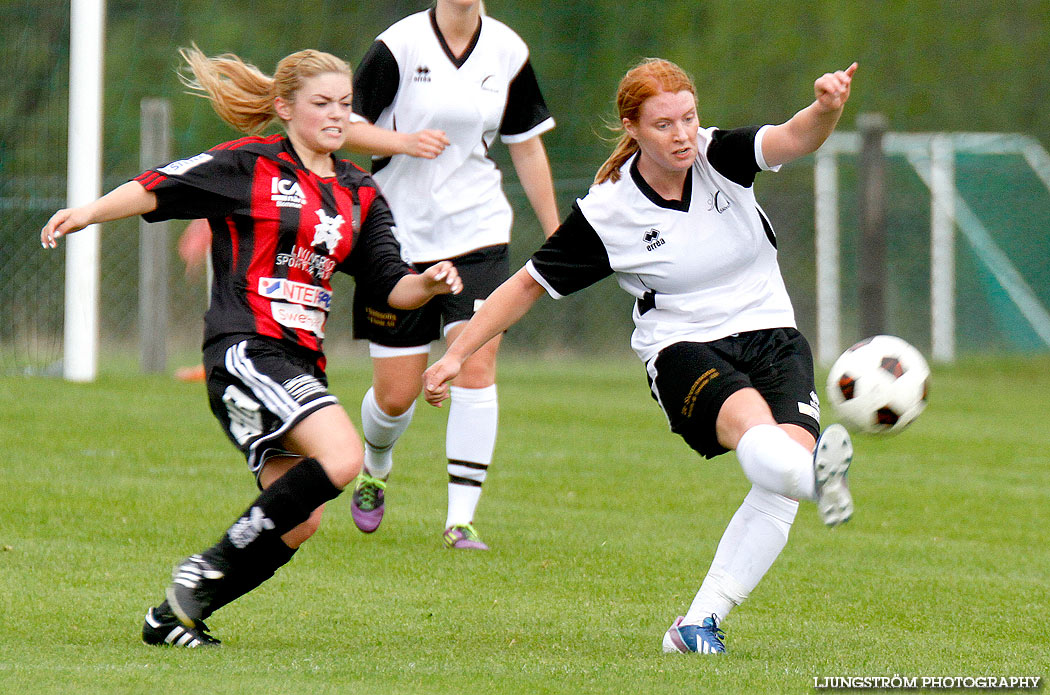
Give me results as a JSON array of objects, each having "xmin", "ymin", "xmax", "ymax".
[
  {"xmin": 662, "ymin": 615, "xmax": 726, "ymax": 654},
  {"xmin": 814, "ymin": 423, "xmax": 854, "ymax": 526}
]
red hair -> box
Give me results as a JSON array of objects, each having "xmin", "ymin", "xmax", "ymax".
[{"xmin": 594, "ymin": 58, "xmax": 697, "ymax": 185}]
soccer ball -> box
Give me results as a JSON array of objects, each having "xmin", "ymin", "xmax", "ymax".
[{"xmin": 826, "ymin": 335, "xmax": 930, "ymax": 434}]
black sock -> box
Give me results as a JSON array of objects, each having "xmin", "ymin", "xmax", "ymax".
[
  {"xmin": 201, "ymin": 533, "xmax": 298, "ymax": 620},
  {"xmin": 202, "ymin": 457, "xmax": 340, "ymax": 572}
]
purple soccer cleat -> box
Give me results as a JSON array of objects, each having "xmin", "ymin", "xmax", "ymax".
[
  {"xmin": 351, "ymin": 472, "xmax": 386, "ymax": 533},
  {"xmin": 442, "ymin": 523, "xmax": 489, "ymax": 550}
]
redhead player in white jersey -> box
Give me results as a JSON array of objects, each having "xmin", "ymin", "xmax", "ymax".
[
  {"xmin": 423, "ymin": 58, "xmax": 859, "ymax": 652},
  {"xmin": 343, "ymin": 0, "xmax": 560, "ymax": 550}
]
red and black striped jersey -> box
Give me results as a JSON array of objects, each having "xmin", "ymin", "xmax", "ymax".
[{"xmin": 134, "ymin": 134, "xmax": 412, "ymax": 367}]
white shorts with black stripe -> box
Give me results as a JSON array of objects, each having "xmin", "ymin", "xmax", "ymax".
[{"xmin": 204, "ymin": 337, "xmax": 338, "ymax": 479}]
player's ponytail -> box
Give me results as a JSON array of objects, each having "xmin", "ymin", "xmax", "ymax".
[
  {"xmin": 595, "ymin": 58, "xmax": 697, "ymax": 185},
  {"xmin": 178, "ymin": 45, "xmax": 352, "ymax": 135},
  {"xmin": 594, "ymin": 135, "xmax": 639, "ymax": 185}
]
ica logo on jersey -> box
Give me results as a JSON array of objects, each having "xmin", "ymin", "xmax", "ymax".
[
  {"xmin": 271, "ymin": 177, "xmax": 307, "ymax": 209},
  {"xmin": 643, "ymin": 228, "xmax": 665, "ymax": 252}
]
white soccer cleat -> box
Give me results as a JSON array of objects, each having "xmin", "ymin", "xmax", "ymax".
[{"xmin": 813, "ymin": 423, "xmax": 854, "ymax": 526}]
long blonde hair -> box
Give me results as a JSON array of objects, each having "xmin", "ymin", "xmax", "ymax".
[
  {"xmin": 178, "ymin": 45, "xmax": 352, "ymax": 134},
  {"xmin": 594, "ymin": 58, "xmax": 697, "ymax": 185}
]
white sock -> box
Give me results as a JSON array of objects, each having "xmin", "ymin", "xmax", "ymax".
[
  {"xmin": 359, "ymin": 386, "xmax": 415, "ymax": 480},
  {"xmin": 445, "ymin": 385, "xmax": 498, "ymax": 527},
  {"xmin": 684, "ymin": 486, "xmax": 798, "ymax": 625},
  {"xmin": 735, "ymin": 424, "xmax": 817, "ymax": 501}
]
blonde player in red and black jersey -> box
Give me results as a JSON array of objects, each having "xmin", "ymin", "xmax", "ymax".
[
  {"xmin": 424, "ymin": 59, "xmax": 859, "ymax": 654},
  {"xmin": 342, "ymin": 0, "xmax": 560, "ymax": 550},
  {"xmin": 41, "ymin": 46, "xmax": 461, "ymax": 648}
]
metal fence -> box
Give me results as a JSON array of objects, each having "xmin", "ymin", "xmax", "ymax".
[{"xmin": 5, "ymin": 2, "xmax": 1050, "ymax": 376}]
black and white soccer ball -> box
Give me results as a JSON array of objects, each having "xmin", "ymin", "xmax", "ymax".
[{"xmin": 826, "ymin": 335, "xmax": 930, "ymax": 434}]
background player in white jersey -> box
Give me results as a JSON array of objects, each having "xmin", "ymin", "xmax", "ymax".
[
  {"xmin": 41, "ymin": 47, "xmax": 461, "ymax": 647},
  {"xmin": 344, "ymin": 0, "xmax": 560, "ymax": 549},
  {"xmin": 422, "ymin": 58, "xmax": 859, "ymax": 652}
]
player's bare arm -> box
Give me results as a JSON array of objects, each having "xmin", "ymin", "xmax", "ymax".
[
  {"xmin": 387, "ymin": 260, "xmax": 463, "ymax": 310},
  {"xmin": 424, "ymin": 267, "xmax": 546, "ymax": 406},
  {"xmin": 344, "ymin": 120, "xmax": 449, "ymax": 159},
  {"xmin": 508, "ymin": 136, "xmax": 560, "ymax": 238},
  {"xmin": 761, "ymin": 62, "xmax": 857, "ymax": 169},
  {"xmin": 41, "ymin": 181, "xmax": 157, "ymax": 248}
]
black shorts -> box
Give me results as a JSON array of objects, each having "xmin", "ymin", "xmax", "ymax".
[
  {"xmin": 352, "ymin": 244, "xmax": 510, "ymax": 348},
  {"xmin": 204, "ymin": 337, "xmax": 339, "ymax": 478},
  {"xmin": 645, "ymin": 328, "xmax": 820, "ymax": 459}
]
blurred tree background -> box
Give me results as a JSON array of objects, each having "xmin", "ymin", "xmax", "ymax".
[
  {"xmin": 3, "ymin": 0, "xmax": 1050, "ymax": 369},
  {"xmin": 88, "ymin": 0, "xmax": 1050, "ymax": 174}
]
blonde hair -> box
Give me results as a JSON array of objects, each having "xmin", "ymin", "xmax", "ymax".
[
  {"xmin": 594, "ymin": 58, "xmax": 697, "ymax": 185},
  {"xmin": 178, "ymin": 44, "xmax": 352, "ymax": 134}
]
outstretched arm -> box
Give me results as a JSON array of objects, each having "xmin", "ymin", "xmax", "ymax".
[
  {"xmin": 387, "ymin": 261, "xmax": 463, "ymax": 310},
  {"xmin": 761, "ymin": 62, "xmax": 857, "ymax": 169},
  {"xmin": 423, "ymin": 267, "xmax": 547, "ymax": 406},
  {"xmin": 508, "ymin": 136, "xmax": 560, "ymax": 238},
  {"xmin": 41, "ymin": 181, "xmax": 157, "ymax": 248},
  {"xmin": 344, "ymin": 120, "xmax": 450, "ymax": 159}
]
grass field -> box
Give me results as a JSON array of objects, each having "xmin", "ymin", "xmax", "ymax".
[{"xmin": 2, "ymin": 354, "xmax": 1048, "ymax": 694}]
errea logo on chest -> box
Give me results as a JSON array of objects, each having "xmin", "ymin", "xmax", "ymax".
[{"xmin": 643, "ymin": 228, "xmax": 666, "ymax": 252}]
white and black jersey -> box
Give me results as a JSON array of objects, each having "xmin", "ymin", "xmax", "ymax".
[
  {"xmin": 526, "ymin": 125, "xmax": 795, "ymax": 363},
  {"xmin": 353, "ymin": 8, "xmax": 555, "ymax": 263}
]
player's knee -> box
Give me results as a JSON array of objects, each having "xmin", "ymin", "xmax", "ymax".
[
  {"xmin": 717, "ymin": 389, "xmax": 777, "ymax": 449},
  {"xmin": 451, "ymin": 370, "xmax": 495, "ymax": 389},
  {"xmin": 455, "ymin": 356, "xmax": 497, "ymax": 388},
  {"xmin": 317, "ymin": 452, "xmax": 362, "ymax": 490},
  {"xmin": 373, "ymin": 388, "xmax": 419, "ymax": 417}
]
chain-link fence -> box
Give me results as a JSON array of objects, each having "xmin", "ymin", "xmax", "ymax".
[
  {"xmin": 1, "ymin": 3, "xmax": 69, "ymax": 374},
  {"xmin": 6, "ymin": 3, "xmax": 1050, "ymax": 376},
  {"xmin": 11, "ymin": 125, "xmax": 1050, "ymax": 375}
]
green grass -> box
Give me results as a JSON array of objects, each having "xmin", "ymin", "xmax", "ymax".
[{"xmin": 2, "ymin": 355, "xmax": 1048, "ymax": 694}]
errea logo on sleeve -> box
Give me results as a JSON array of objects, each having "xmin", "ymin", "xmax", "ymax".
[{"xmin": 158, "ymin": 153, "xmax": 213, "ymax": 176}]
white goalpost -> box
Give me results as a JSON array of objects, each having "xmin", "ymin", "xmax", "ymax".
[
  {"xmin": 63, "ymin": 0, "xmax": 105, "ymax": 382},
  {"xmin": 814, "ymin": 130, "xmax": 1050, "ymax": 365}
]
